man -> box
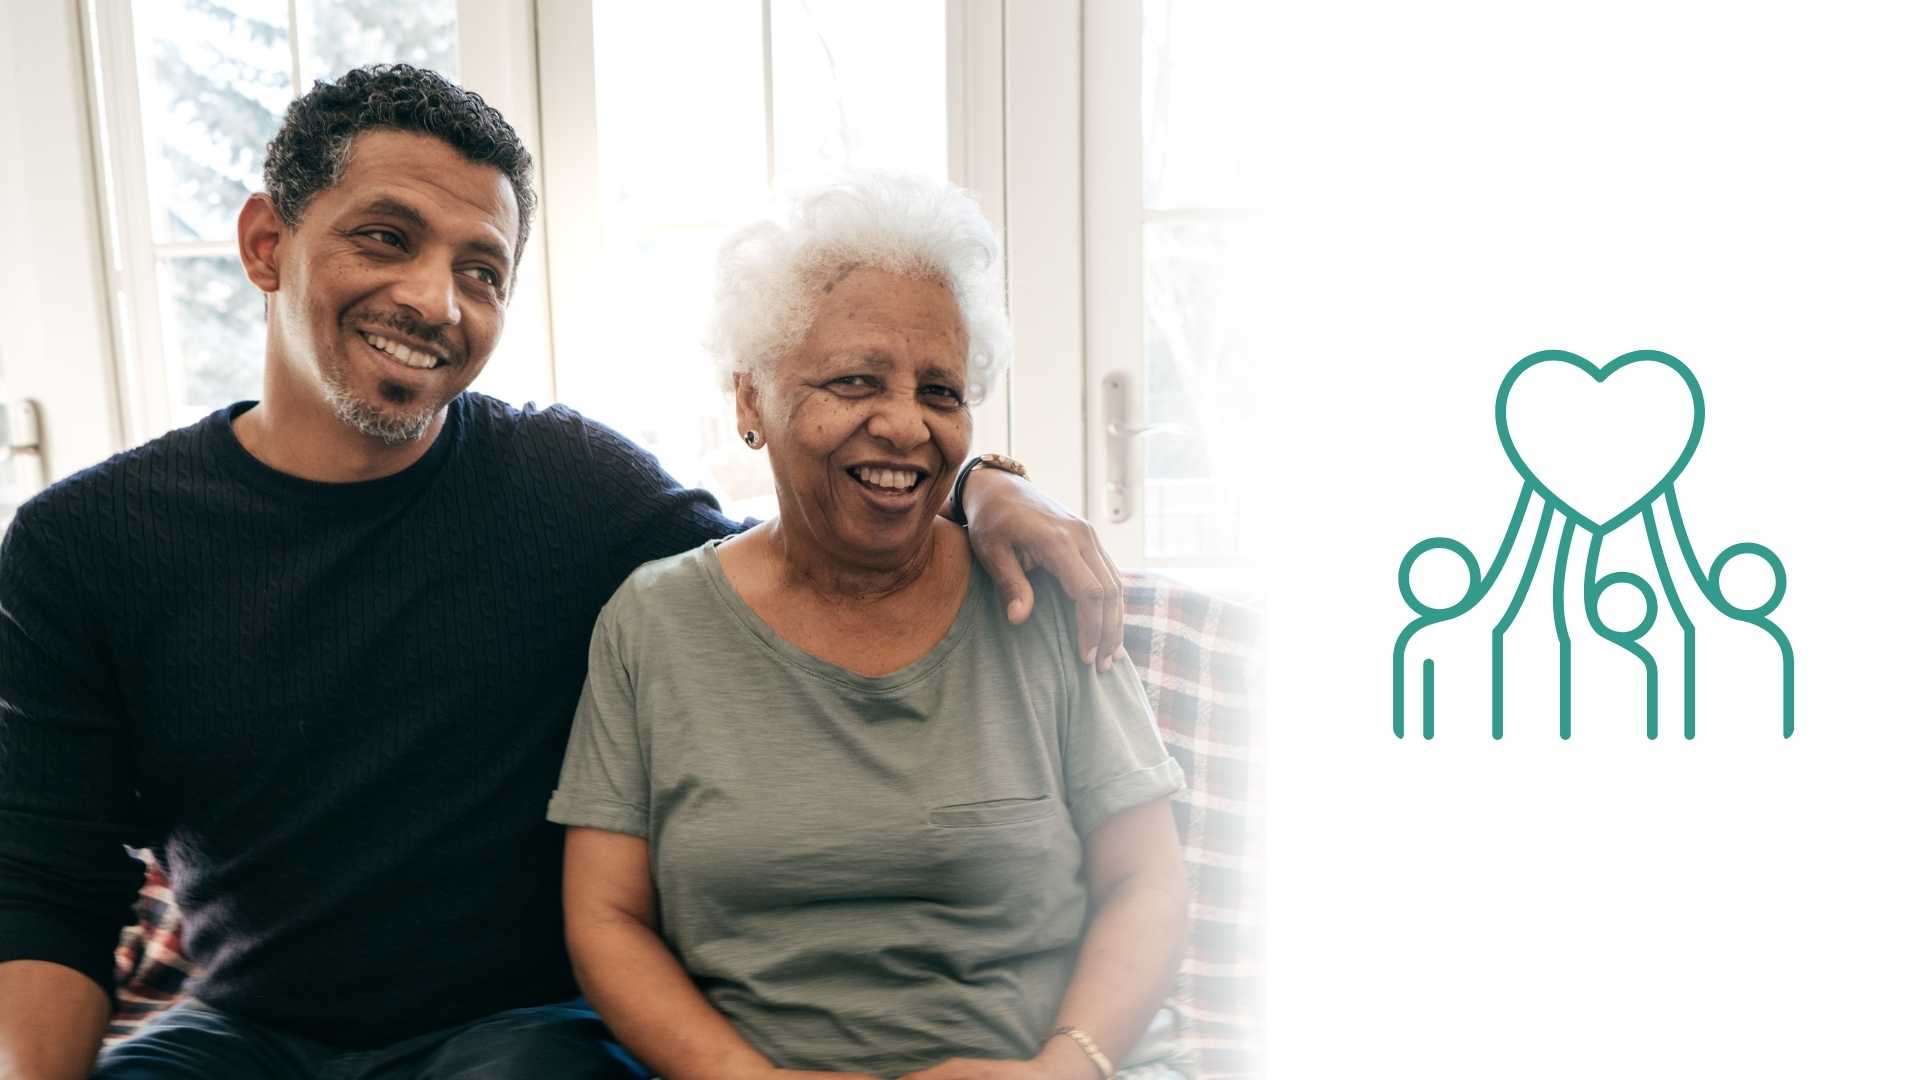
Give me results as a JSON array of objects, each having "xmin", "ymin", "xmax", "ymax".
[{"xmin": 0, "ymin": 65, "xmax": 1125, "ymax": 1080}]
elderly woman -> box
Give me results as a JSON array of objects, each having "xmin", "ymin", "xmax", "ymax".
[{"xmin": 547, "ymin": 173, "xmax": 1191, "ymax": 1080}]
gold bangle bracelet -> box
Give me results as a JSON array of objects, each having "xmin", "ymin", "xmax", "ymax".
[{"xmin": 1049, "ymin": 1025, "xmax": 1115, "ymax": 1080}]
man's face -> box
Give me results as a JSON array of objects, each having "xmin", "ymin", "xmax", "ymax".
[{"xmin": 269, "ymin": 130, "xmax": 518, "ymax": 444}]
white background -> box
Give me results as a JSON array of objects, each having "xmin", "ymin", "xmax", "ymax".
[{"xmin": 1262, "ymin": 1, "xmax": 1920, "ymax": 1076}]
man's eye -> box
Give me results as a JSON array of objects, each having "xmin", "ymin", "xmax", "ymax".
[
  {"xmin": 364, "ymin": 229, "xmax": 405, "ymax": 248},
  {"xmin": 460, "ymin": 266, "xmax": 502, "ymax": 288},
  {"xmin": 830, "ymin": 376, "xmax": 878, "ymax": 391}
]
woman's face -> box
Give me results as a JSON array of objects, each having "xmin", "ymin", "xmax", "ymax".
[{"xmin": 741, "ymin": 266, "xmax": 973, "ymax": 572}]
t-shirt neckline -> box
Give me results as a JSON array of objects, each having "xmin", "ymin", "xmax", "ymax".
[{"xmin": 694, "ymin": 538, "xmax": 986, "ymax": 694}]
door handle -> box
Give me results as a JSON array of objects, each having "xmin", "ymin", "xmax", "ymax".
[
  {"xmin": 0, "ymin": 398, "xmax": 40, "ymax": 457},
  {"xmin": 1106, "ymin": 419, "xmax": 1192, "ymax": 439},
  {"xmin": 1101, "ymin": 372, "xmax": 1192, "ymax": 524},
  {"xmin": 0, "ymin": 397, "xmax": 47, "ymax": 506}
]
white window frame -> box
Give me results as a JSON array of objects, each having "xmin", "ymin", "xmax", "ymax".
[
  {"xmin": 999, "ymin": 0, "xmax": 1086, "ymax": 513},
  {"xmin": 1082, "ymin": 0, "xmax": 1144, "ymax": 564},
  {"xmin": 81, "ymin": 0, "xmax": 555, "ymax": 448},
  {"xmin": 0, "ymin": 0, "xmax": 126, "ymax": 490},
  {"xmin": 1083, "ymin": 0, "xmax": 1261, "ymax": 577},
  {"xmin": 84, "ymin": 0, "xmax": 172, "ymax": 445}
]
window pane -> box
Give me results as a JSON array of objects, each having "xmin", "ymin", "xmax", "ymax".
[
  {"xmin": 155, "ymin": 255, "xmax": 265, "ymax": 421},
  {"xmin": 129, "ymin": 0, "xmax": 292, "ymax": 244},
  {"xmin": 1142, "ymin": 218, "xmax": 1259, "ymax": 561},
  {"xmin": 1142, "ymin": 0, "xmax": 1266, "ymax": 211},
  {"xmin": 580, "ymin": 0, "xmax": 947, "ymax": 520},
  {"xmin": 124, "ymin": 1, "xmax": 462, "ymax": 429},
  {"xmin": 770, "ymin": 0, "xmax": 947, "ymax": 188},
  {"xmin": 1135, "ymin": 2, "xmax": 1266, "ymax": 563},
  {"xmin": 595, "ymin": 1, "xmax": 767, "ymax": 223},
  {"xmin": 302, "ymin": 0, "xmax": 458, "ymax": 85}
]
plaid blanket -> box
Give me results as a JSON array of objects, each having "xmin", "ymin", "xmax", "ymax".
[
  {"xmin": 107, "ymin": 850, "xmax": 190, "ymax": 1040},
  {"xmin": 111, "ymin": 573, "xmax": 1266, "ymax": 1075},
  {"xmin": 1121, "ymin": 573, "xmax": 1265, "ymax": 1079}
]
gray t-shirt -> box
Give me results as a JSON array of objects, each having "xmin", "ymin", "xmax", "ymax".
[{"xmin": 548, "ymin": 539, "xmax": 1184, "ymax": 1076}]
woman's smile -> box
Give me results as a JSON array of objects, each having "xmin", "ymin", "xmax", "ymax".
[{"xmin": 843, "ymin": 462, "xmax": 931, "ymax": 512}]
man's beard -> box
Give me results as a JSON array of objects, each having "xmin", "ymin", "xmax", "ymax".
[{"xmin": 320, "ymin": 368, "xmax": 439, "ymax": 446}]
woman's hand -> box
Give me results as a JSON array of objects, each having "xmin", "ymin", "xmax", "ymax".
[{"xmin": 958, "ymin": 467, "xmax": 1125, "ymax": 670}]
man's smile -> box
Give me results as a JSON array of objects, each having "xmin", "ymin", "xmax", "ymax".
[{"xmin": 357, "ymin": 329, "xmax": 451, "ymax": 371}]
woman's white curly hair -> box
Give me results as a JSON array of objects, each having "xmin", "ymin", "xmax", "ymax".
[{"xmin": 706, "ymin": 171, "xmax": 1012, "ymax": 404}]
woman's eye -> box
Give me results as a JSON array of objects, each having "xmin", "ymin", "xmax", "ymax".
[
  {"xmin": 920, "ymin": 384, "xmax": 963, "ymax": 406},
  {"xmin": 831, "ymin": 376, "xmax": 878, "ymax": 391}
]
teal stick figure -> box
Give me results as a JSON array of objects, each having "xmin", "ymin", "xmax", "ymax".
[
  {"xmin": 1666, "ymin": 490, "xmax": 1795, "ymax": 737},
  {"xmin": 1394, "ymin": 349, "xmax": 1795, "ymax": 739},
  {"xmin": 1392, "ymin": 537, "xmax": 1480, "ymax": 740},
  {"xmin": 1583, "ymin": 533, "xmax": 1661, "ymax": 738},
  {"xmin": 1394, "ymin": 485, "xmax": 1552, "ymax": 739}
]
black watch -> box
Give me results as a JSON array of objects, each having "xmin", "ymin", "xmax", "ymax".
[{"xmin": 949, "ymin": 453, "xmax": 1030, "ymax": 526}]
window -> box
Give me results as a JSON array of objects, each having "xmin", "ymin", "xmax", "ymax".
[
  {"xmin": 543, "ymin": 0, "xmax": 951, "ymax": 522},
  {"xmin": 88, "ymin": 0, "xmax": 459, "ymax": 439},
  {"xmin": 1086, "ymin": 0, "xmax": 1268, "ymax": 569},
  {"xmin": 1140, "ymin": 1, "xmax": 1265, "ymax": 561},
  {"xmin": 80, "ymin": 0, "xmax": 1262, "ymax": 568}
]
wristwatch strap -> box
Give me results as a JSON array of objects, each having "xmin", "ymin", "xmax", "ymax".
[{"xmin": 948, "ymin": 452, "xmax": 1030, "ymax": 527}]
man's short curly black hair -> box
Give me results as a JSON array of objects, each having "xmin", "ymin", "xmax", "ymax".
[{"xmin": 262, "ymin": 64, "xmax": 536, "ymax": 269}]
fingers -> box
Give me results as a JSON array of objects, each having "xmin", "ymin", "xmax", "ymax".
[
  {"xmin": 964, "ymin": 488, "xmax": 1122, "ymax": 669},
  {"xmin": 1032, "ymin": 529, "xmax": 1108, "ymax": 664},
  {"xmin": 977, "ymin": 540, "xmax": 1037, "ymax": 624},
  {"xmin": 1051, "ymin": 519, "xmax": 1123, "ymax": 668},
  {"xmin": 1085, "ymin": 526, "xmax": 1126, "ymax": 670}
]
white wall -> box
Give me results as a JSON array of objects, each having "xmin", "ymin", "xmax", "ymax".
[{"xmin": 0, "ymin": 0, "xmax": 125, "ymax": 488}]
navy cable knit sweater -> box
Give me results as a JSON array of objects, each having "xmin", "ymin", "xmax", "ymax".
[{"xmin": 0, "ymin": 394, "xmax": 740, "ymax": 1046}]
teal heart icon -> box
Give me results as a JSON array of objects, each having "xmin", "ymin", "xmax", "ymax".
[{"xmin": 1495, "ymin": 349, "xmax": 1705, "ymax": 534}]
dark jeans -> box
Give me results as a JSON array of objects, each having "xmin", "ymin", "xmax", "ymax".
[{"xmin": 92, "ymin": 997, "xmax": 651, "ymax": 1080}]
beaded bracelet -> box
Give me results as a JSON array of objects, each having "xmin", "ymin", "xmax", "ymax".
[{"xmin": 1049, "ymin": 1025, "xmax": 1115, "ymax": 1080}]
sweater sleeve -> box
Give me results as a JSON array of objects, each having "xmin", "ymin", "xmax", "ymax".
[
  {"xmin": 0, "ymin": 502, "xmax": 148, "ymax": 997},
  {"xmin": 580, "ymin": 416, "xmax": 749, "ymax": 574}
]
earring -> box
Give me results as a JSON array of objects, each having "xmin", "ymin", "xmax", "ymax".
[{"xmin": 742, "ymin": 430, "xmax": 760, "ymax": 448}]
